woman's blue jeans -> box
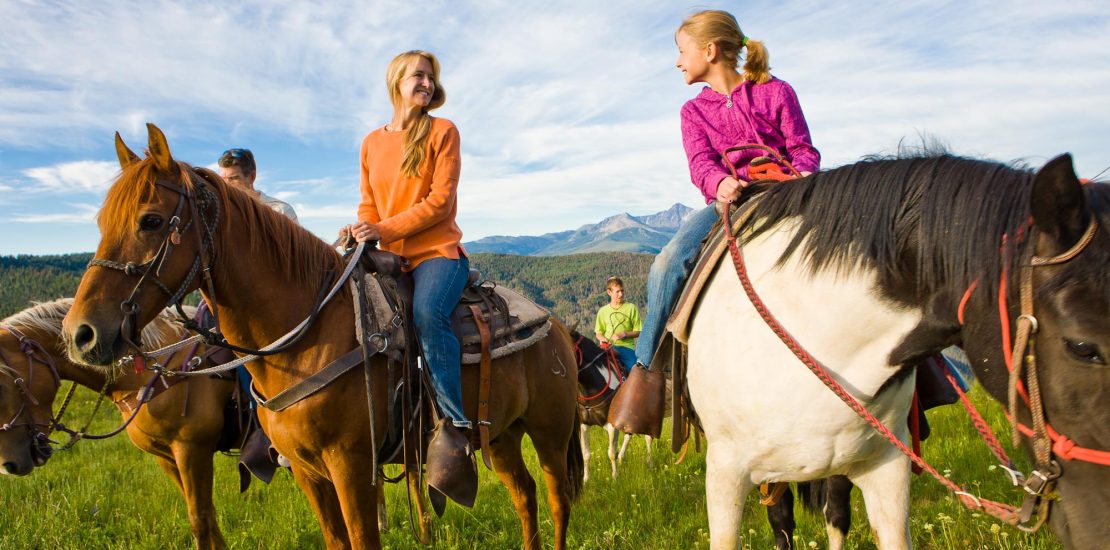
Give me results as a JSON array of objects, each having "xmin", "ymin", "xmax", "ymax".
[
  {"xmin": 412, "ymin": 255, "xmax": 472, "ymax": 428},
  {"xmin": 635, "ymin": 204, "xmax": 721, "ymax": 367}
]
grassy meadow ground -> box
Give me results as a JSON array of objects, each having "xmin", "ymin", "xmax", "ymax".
[{"xmin": 0, "ymin": 385, "xmax": 1063, "ymax": 549}]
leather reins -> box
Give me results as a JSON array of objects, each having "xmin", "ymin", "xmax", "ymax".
[{"xmin": 86, "ymin": 167, "xmax": 220, "ymax": 367}]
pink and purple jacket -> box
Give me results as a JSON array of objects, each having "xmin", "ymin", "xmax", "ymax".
[{"xmin": 680, "ymin": 77, "xmax": 820, "ymax": 204}]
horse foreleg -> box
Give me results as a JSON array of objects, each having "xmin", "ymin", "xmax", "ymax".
[
  {"xmin": 643, "ymin": 435, "xmax": 654, "ymax": 469},
  {"xmin": 605, "ymin": 423, "xmax": 619, "ymax": 477},
  {"xmin": 824, "ymin": 476, "xmax": 853, "ymax": 550},
  {"xmin": 705, "ymin": 443, "xmax": 753, "ymax": 550},
  {"xmin": 290, "ymin": 466, "xmax": 355, "ymax": 549},
  {"xmin": 327, "ymin": 457, "xmax": 383, "ymax": 550},
  {"xmin": 851, "ymin": 453, "xmax": 910, "ymax": 550},
  {"xmin": 171, "ymin": 444, "xmax": 227, "ymax": 550},
  {"xmin": 579, "ymin": 424, "xmax": 592, "ymax": 483},
  {"xmin": 616, "ymin": 426, "xmax": 632, "ymax": 465},
  {"xmin": 766, "ymin": 485, "xmax": 795, "ymax": 550},
  {"xmin": 489, "ymin": 428, "xmax": 541, "ymax": 550}
]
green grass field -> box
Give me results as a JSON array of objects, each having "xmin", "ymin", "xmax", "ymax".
[{"xmin": 0, "ymin": 385, "xmax": 1062, "ymax": 549}]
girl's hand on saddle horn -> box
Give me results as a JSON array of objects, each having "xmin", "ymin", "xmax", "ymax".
[
  {"xmin": 350, "ymin": 221, "xmax": 381, "ymax": 243},
  {"xmin": 715, "ymin": 176, "xmax": 747, "ymax": 204}
]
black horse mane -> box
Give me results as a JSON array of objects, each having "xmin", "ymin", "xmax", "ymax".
[{"xmin": 742, "ymin": 153, "xmax": 1043, "ymax": 303}]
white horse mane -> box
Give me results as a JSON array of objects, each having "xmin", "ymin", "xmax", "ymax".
[{"xmin": 2, "ymin": 298, "xmax": 193, "ymax": 352}]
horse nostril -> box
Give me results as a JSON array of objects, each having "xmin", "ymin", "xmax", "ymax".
[
  {"xmin": 73, "ymin": 324, "xmax": 96, "ymax": 351},
  {"xmin": 2, "ymin": 462, "xmax": 17, "ymax": 475}
]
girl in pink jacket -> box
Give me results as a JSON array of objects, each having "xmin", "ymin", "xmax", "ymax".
[{"xmin": 633, "ymin": 9, "xmax": 821, "ymax": 371}]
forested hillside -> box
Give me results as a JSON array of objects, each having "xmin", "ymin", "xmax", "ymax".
[
  {"xmin": 1, "ymin": 252, "xmax": 653, "ymax": 332},
  {"xmin": 0, "ymin": 254, "xmax": 91, "ymax": 318},
  {"xmin": 470, "ymin": 252, "xmax": 652, "ymax": 331}
]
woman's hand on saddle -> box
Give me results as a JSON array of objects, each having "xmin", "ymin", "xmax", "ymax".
[
  {"xmin": 715, "ymin": 176, "xmax": 747, "ymax": 204},
  {"xmin": 349, "ymin": 221, "xmax": 381, "ymax": 243}
]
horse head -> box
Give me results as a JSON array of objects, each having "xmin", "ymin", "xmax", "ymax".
[
  {"xmin": 892, "ymin": 154, "xmax": 1110, "ymax": 547},
  {"xmin": 0, "ymin": 328, "xmax": 60, "ymax": 475},
  {"xmin": 992, "ymin": 156, "xmax": 1110, "ymax": 547},
  {"xmin": 63, "ymin": 124, "xmax": 219, "ymax": 371}
]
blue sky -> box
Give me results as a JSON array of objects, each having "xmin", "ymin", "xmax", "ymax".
[{"xmin": 1, "ymin": 0, "xmax": 1107, "ymax": 255}]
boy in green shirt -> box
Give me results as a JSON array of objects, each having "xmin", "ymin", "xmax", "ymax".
[{"xmin": 595, "ymin": 276, "xmax": 642, "ymax": 374}]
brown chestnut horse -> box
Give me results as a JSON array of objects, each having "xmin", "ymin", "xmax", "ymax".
[
  {"xmin": 0, "ymin": 299, "xmax": 236, "ymax": 549},
  {"xmin": 62, "ymin": 124, "xmax": 583, "ymax": 549}
]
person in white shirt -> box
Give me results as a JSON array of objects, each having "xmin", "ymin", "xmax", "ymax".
[{"xmin": 217, "ymin": 148, "xmax": 298, "ymax": 222}]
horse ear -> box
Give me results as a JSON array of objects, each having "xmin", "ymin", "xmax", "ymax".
[
  {"xmin": 114, "ymin": 132, "xmax": 140, "ymax": 169},
  {"xmin": 146, "ymin": 123, "xmax": 174, "ymax": 172},
  {"xmin": 568, "ymin": 321, "xmax": 580, "ymax": 333},
  {"xmin": 1031, "ymin": 154, "xmax": 1087, "ymax": 248}
]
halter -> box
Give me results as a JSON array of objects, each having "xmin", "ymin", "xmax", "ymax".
[
  {"xmin": 0, "ymin": 326, "xmax": 63, "ymax": 466},
  {"xmin": 572, "ymin": 335, "xmax": 624, "ymax": 405},
  {"xmin": 91, "ymin": 163, "xmax": 358, "ymax": 378},
  {"xmin": 86, "ymin": 168, "xmax": 221, "ymax": 363}
]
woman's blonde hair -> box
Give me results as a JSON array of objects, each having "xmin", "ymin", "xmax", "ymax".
[
  {"xmin": 677, "ymin": 10, "xmax": 770, "ymax": 85},
  {"xmin": 385, "ymin": 50, "xmax": 447, "ymax": 178}
]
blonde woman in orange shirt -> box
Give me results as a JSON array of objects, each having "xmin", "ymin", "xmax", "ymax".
[{"xmin": 346, "ymin": 51, "xmax": 472, "ymax": 459}]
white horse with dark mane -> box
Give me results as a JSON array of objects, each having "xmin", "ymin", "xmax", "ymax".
[{"xmin": 685, "ymin": 152, "xmax": 1110, "ymax": 549}]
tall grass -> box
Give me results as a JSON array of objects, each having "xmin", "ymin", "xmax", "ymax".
[{"xmin": 0, "ymin": 385, "xmax": 1062, "ymax": 549}]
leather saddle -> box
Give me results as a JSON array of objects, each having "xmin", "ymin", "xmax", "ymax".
[{"xmin": 359, "ymin": 249, "xmax": 551, "ymax": 366}]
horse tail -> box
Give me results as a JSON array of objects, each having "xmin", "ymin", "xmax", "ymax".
[
  {"xmin": 798, "ymin": 476, "xmax": 853, "ymax": 537},
  {"xmin": 796, "ymin": 480, "xmax": 824, "ymax": 514},
  {"xmin": 565, "ymin": 408, "xmax": 585, "ymax": 502}
]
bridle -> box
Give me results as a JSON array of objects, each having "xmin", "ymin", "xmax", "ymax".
[
  {"xmin": 717, "ymin": 143, "xmax": 1109, "ymax": 531},
  {"xmin": 572, "ymin": 335, "xmax": 624, "ymax": 405},
  {"xmin": 0, "ymin": 326, "xmax": 62, "ymax": 465},
  {"xmin": 85, "ymin": 162, "xmax": 348, "ymax": 377},
  {"xmin": 968, "ymin": 218, "xmax": 1107, "ymax": 482},
  {"xmin": 86, "ymin": 165, "xmax": 221, "ymax": 363}
]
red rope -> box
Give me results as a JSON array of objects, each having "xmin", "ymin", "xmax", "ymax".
[
  {"xmin": 723, "ymin": 216, "xmax": 1022, "ymax": 524},
  {"xmin": 959, "ymin": 260, "xmax": 1110, "ymax": 466},
  {"xmin": 577, "ymin": 344, "xmax": 625, "ymax": 403}
]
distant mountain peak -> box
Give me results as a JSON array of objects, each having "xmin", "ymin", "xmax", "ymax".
[{"xmin": 465, "ymin": 203, "xmax": 697, "ymax": 256}]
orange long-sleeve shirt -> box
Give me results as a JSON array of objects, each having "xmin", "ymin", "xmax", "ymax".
[{"xmin": 357, "ymin": 117, "xmax": 466, "ymax": 269}]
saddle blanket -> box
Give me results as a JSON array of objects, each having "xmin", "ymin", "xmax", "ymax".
[{"xmin": 362, "ymin": 271, "xmax": 551, "ymax": 365}]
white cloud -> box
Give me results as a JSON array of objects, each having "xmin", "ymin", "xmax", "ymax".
[
  {"xmin": 22, "ymin": 161, "xmax": 119, "ymax": 195},
  {"xmin": 0, "ymin": 0, "xmax": 1108, "ymax": 253},
  {"xmin": 294, "ymin": 203, "xmax": 358, "ymax": 220}
]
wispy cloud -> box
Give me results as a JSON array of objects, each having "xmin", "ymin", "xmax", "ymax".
[
  {"xmin": 0, "ymin": 0, "xmax": 1107, "ymax": 254},
  {"xmin": 21, "ymin": 161, "xmax": 119, "ymax": 195}
]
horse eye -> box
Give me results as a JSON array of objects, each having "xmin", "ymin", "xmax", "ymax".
[
  {"xmin": 139, "ymin": 214, "xmax": 164, "ymax": 231},
  {"xmin": 1065, "ymin": 340, "xmax": 1106, "ymax": 365}
]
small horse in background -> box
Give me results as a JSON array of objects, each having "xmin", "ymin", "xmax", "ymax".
[
  {"xmin": 0, "ymin": 299, "xmax": 238, "ymax": 550},
  {"xmin": 571, "ymin": 326, "xmax": 654, "ymax": 480}
]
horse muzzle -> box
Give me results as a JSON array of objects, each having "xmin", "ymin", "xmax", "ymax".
[{"xmin": 64, "ymin": 321, "xmax": 126, "ymax": 368}]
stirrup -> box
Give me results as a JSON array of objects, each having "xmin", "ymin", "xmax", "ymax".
[{"xmin": 426, "ymin": 418, "xmax": 478, "ymax": 512}]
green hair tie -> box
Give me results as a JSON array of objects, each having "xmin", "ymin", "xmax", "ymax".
[{"xmin": 741, "ymin": 35, "xmax": 749, "ymax": 47}]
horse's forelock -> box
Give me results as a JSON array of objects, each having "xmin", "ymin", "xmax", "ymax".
[{"xmin": 98, "ymin": 159, "xmax": 196, "ymax": 243}]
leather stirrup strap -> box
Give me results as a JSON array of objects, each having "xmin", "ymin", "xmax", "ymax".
[
  {"xmin": 758, "ymin": 482, "xmax": 788, "ymax": 506},
  {"xmin": 468, "ymin": 304, "xmax": 494, "ymax": 471}
]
